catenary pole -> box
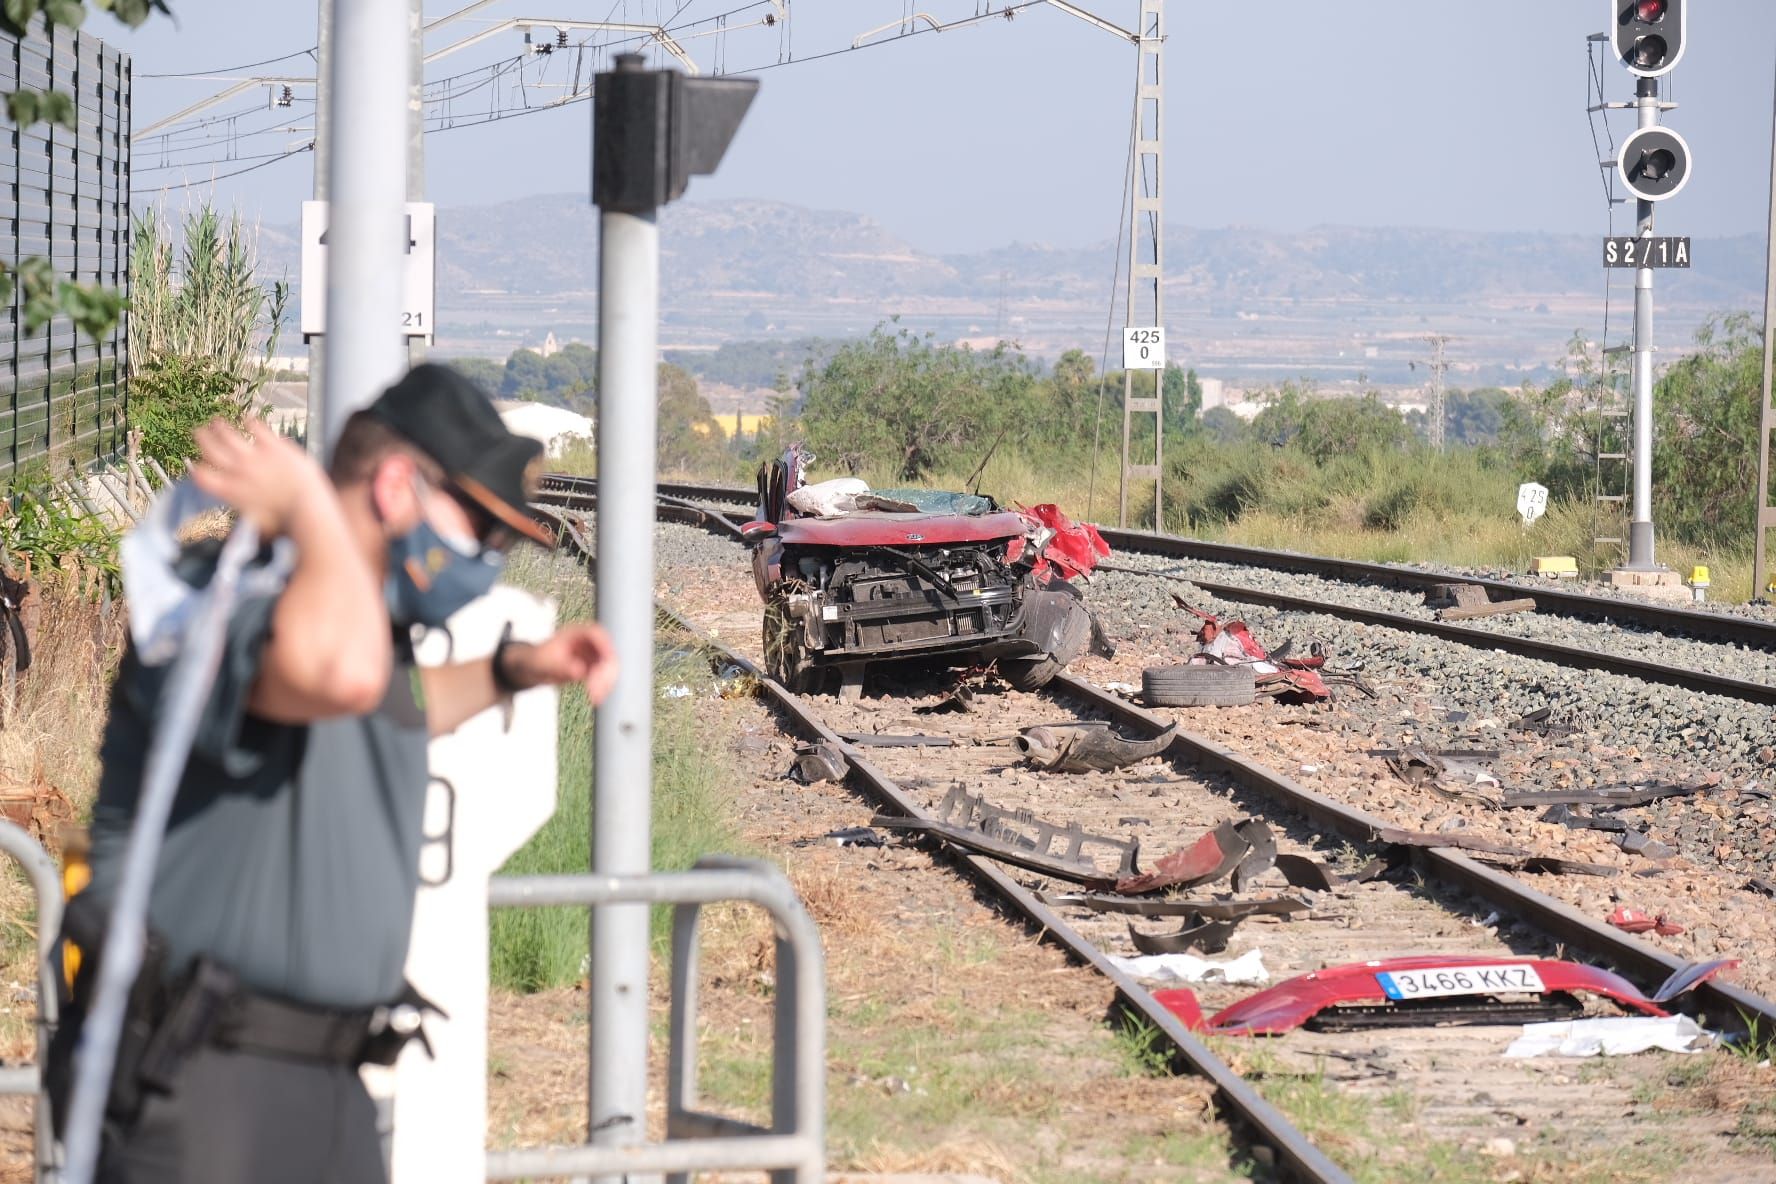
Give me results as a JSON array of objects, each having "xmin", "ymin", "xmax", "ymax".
[
  {"xmin": 590, "ymin": 55, "xmax": 661, "ymax": 1181},
  {"xmin": 319, "ymin": 0, "xmax": 409, "ymax": 454},
  {"xmin": 1753, "ymin": 59, "xmax": 1776, "ymax": 598},
  {"xmin": 1628, "ymin": 75, "xmax": 1658, "ymax": 569}
]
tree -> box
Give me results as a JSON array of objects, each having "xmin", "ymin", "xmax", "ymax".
[
  {"xmin": 656, "ymin": 362, "xmax": 725, "ymax": 475},
  {"xmin": 797, "ymin": 324, "xmax": 1040, "ymax": 482},
  {"xmin": 1651, "ymin": 313, "xmax": 1763, "ymax": 546},
  {"xmin": 1163, "ymin": 363, "xmax": 1203, "ymax": 434},
  {"xmin": 447, "ymin": 357, "xmax": 504, "ymax": 392},
  {"xmin": 1251, "ymin": 385, "xmax": 1410, "ymax": 464},
  {"xmin": 501, "ymin": 349, "xmax": 548, "ymax": 400}
]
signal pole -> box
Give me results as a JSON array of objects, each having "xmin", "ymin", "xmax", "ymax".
[
  {"xmin": 1603, "ymin": 0, "xmax": 1688, "ymax": 584},
  {"xmin": 1627, "ymin": 75, "xmax": 1658, "ymax": 568}
]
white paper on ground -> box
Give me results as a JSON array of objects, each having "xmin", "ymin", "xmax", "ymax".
[
  {"xmin": 1108, "ymin": 948, "xmax": 1268, "ymax": 986},
  {"xmin": 1503, "ymin": 1014, "xmax": 1717, "ymax": 1059}
]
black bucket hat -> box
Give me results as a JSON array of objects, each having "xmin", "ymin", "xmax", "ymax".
[{"xmin": 365, "ymin": 363, "xmax": 554, "ymax": 546}]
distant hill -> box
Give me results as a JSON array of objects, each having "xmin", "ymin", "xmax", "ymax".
[{"xmin": 257, "ymin": 195, "xmax": 1762, "ymax": 384}]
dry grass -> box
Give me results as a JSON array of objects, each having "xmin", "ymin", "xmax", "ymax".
[{"xmin": 0, "ymin": 581, "xmax": 123, "ymax": 1060}]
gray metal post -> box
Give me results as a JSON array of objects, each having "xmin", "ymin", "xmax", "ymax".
[
  {"xmin": 1754, "ymin": 61, "xmax": 1776, "ymax": 599},
  {"xmin": 590, "ymin": 184, "xmax": 661, "ymax": 1182},
  {"xmin": 319, "ymin": 0, "xmax": 409, "ymax": 454},
  {"xmin": 1627, "ymin": 75, "xmax": 1658, "ymax": 569},
  {"xmin": 407, "ymin": 0, "xmax": 427, "ymax": 368},
  {"xmin": 586, "ymin": 54, "xmax": 756, "ymax": 1181},
  {"xmin": 305, "ymin": 0, "xmax": 332, "ymax": 457}
]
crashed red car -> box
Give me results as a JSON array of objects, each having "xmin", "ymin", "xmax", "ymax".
[{"xmin": 744, "ymin": 446, "xmax": 1104, "ymax": 696}]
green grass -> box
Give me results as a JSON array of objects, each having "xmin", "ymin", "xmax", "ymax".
[
  {"xmin": 489, "ymin": 548, "xmax": 743, "ymax": 992},
  {"xmin": 887, "ymin": 440, "xmax": 1758, "ymax": 601},
  {"xmin": 1111, "ymin": 1011, "xmax": 1175, "ymax": 1078}
]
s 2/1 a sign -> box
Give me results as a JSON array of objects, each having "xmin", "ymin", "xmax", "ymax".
[
  {"xmin": 300, "ymin": 201, "xmax": 436, "ymax": 339},
  {"xmin": 1122, "ymin": 326, "xmax": 1165, "ymax": 371},
  {"xmin": 1603, "ymin": 236, "xmax": 1690, "ymax": 269}
]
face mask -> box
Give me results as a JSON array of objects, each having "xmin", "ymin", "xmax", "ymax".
[{"xmin": 385, "ymin": 491, "xmax": 504, "ymax": 628}]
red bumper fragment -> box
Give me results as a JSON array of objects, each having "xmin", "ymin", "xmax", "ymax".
[{"xmin": 1153, "ymin": 955, "xmax": 1738, "ymax": 1036}]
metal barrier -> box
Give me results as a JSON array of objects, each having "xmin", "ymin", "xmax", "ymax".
[
  {"xmin": 484, "ymin": 858, "xmax": 825, "ymax": 1184},
  {"xmin": 0, "ymin": 819, "xmax": 64, "ymax": 1184}
]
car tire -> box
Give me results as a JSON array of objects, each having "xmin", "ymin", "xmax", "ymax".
[
  {"xmin": 763, "ymin": 600, "xmax": 821, "ymax": 694},
  {"xmin": 1003, "ymin": 596, "xmax": 1094, "ymax": 692},
  {"xmin": 1141, "ymin": 663, "xmax": 1256, "ymax": 708}
]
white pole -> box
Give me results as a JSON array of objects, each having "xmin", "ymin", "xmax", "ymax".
[
  {"xmin": 320, "ymin": 0, "xmax": 410, "ymax": 454},
  {"xmin": 1628, "ymin": 75, "xmax": 1658, "ymax": 569},
  {"xmin": 590, "ymin": 201, "xmax": 660, "ymax": 1177}
]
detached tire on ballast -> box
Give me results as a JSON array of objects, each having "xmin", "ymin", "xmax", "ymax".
[{"xmin": 1141, "ymin": 663, "xmax": 1256, "ymax": 708}]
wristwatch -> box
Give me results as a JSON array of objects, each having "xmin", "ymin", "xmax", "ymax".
[{"xmin": 490, "ymin": 623, "xmax": 522, "ymax": 696}]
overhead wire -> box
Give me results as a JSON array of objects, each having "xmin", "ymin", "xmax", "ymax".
[
  {"xmin": 137, "ymin": 46, "xmax": 316, "ymax": 79},
  {"xmin": 1086, "ymin": 47, "xmax": 1140, "ymax": 524},
  {"xmin": 136, "ymin": 1, "xmax": 1052, "ymax": 180}
]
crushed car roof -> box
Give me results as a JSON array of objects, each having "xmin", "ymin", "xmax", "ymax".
[{"xmin": 775, "ymin": 509, "xmax": 1030, "ymax": 548}]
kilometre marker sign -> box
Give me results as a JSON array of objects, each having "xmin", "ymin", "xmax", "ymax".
[
  {"xmin": 300, "ymin": 201, "xmax": 437, "ymax": 340},
  {"xmin": 1122, "ymin": 327, "xmax": 1165, "ymax": 371}
]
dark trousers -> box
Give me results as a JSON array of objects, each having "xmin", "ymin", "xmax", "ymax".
[{"xmin": 97, "ymin": 1044, "xmax": 384, "ymax": 1184}]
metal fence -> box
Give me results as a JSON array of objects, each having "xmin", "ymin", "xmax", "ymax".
[{"xmin": 0, "ymin": 21, "xmax": 130, "ymax": 481}]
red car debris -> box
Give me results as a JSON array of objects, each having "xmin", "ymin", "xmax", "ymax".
[
  {"xmin": 745, "ymin": 447, "xmax": 1103, "ymax": 697},
  {"xmin": 1607, "ymin": 907, "xmax": 1685, "ymax": 936},
  {"xmin": 1177, "ymin": 602, "xmax": 1331, "ymax": 702},
  {"xmin": 1152, "ymin": 954, "xmax": 1737, "ymax": 1035}
]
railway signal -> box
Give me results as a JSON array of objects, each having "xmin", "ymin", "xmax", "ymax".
[
  {"xmin": 1616, "ymin": 125, "xmax": 1691, "ymax": 202},
  {"xmin": 1612, "ymin": 0, "xmax": 1685, "ymax": 78}
]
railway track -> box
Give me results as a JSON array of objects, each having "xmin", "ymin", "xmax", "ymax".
[
  {"xmin": 540, "ymin": 473, "xmax": 1776, "ymax": 661},
  {"xmin": 531, "ymin": 489, "xmax": 1776, "ymax": 1182}
]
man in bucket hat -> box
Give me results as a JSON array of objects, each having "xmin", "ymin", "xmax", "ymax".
[{"xmin": 51, "ymin": 364, "xmax": 616, "ymax": 1183}]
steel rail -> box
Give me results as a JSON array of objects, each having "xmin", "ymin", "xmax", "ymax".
[
  {"xmin": 1053, "ymin": 671, "xmax": 1776, "ymax": 1034},
  {"xmin": 530, "ymin": 501, "xmax": 1353, "ymax": 1184},
  {"xmin": 545, "ymin": 474, "xmax": 1776, "ymax": 653},
  {"xmin": 1186, "ymin": 578, "xmax": 1776, "ymax": 707},
  {"xmin": 534, "ymin": 483, "xmax": 1776, "ymax": 1035}
]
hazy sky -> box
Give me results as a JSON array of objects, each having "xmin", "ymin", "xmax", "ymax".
[{"xmin": 113, "ymin": 1, "xmax": 1776, "ymax": 254}]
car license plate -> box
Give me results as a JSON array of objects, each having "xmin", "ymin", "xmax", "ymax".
[{"xmin": 1375, "ymin": 964, "xmax": 1546, "ymax": 1001}]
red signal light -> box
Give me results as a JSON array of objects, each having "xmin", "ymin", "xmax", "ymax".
[{"xmin": 1636, "ymin": 0, "xmax": 1667, "ymax": 22}]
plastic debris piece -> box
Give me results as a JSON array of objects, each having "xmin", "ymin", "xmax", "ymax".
[
  {"xmin": 1503, "ymin": 1014, "xmax": 1717, "ymax": 1059},
  {"xmin": 1107, "ymin": 949, "xmax": 1268, "ymax": 987},
  {"xmin": 1113, "ymin": 820, "xmax": 1247, "ymax": 895},
  {"xmin": 1607, "ymin": 906, "xmax": 1684, "ymax": 936},
  {"xmin": 1127, "ymin": 917, "xmax": 1240, "ymax": 956},
  {"xmin": 825, "ymin": 826, "xmax": 882, "ymax": 848},
  {"xmin": 789, "ymin": 742, "xmax": 849, "ymax": 784}
]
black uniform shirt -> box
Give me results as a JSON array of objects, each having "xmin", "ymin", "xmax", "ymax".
[{"xmin": 87, "ymin": 573, "xmax": 431, "ymax": 1010}]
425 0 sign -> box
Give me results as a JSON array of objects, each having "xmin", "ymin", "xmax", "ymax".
[{"xmin": 1603, "ymin": 235, "xmax": 1690, "ymax": 269}]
